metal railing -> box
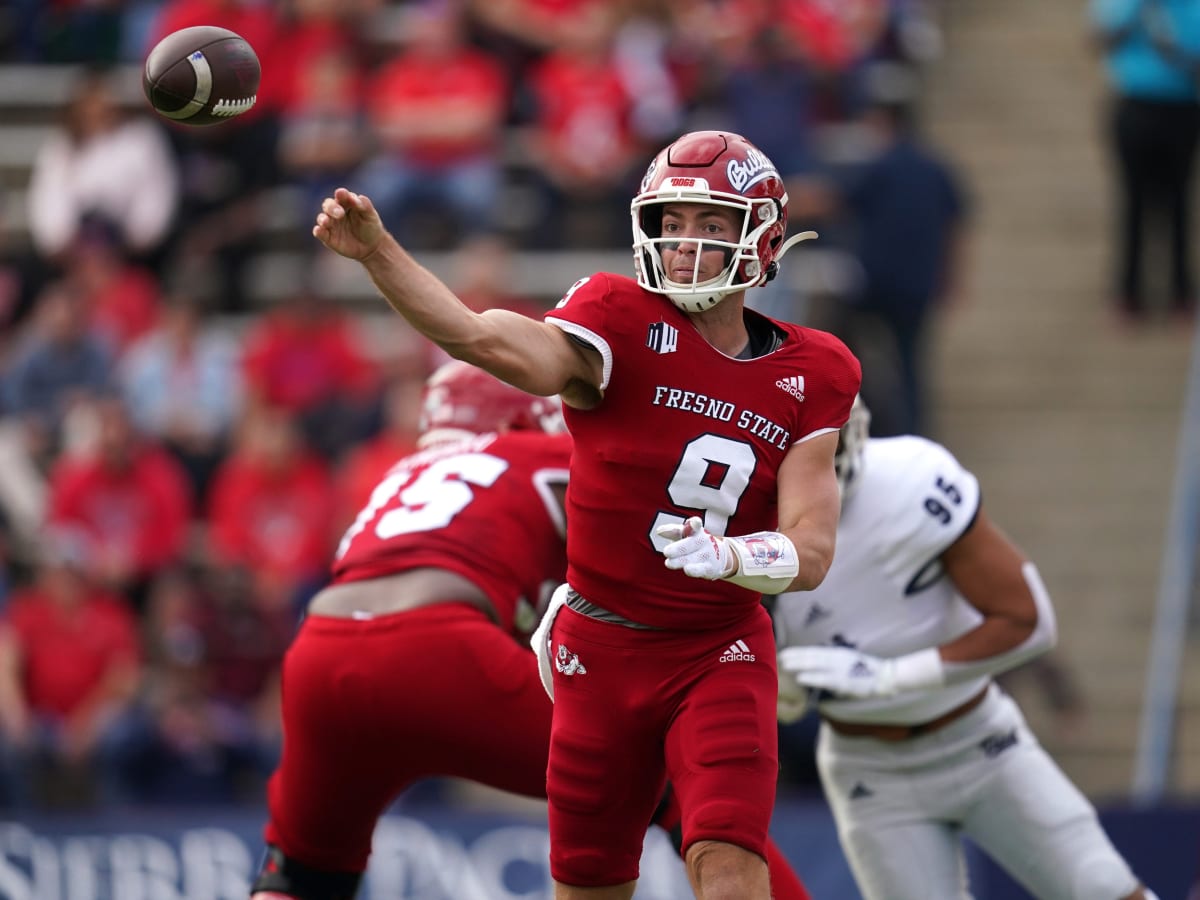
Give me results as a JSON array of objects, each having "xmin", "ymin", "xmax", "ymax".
[{"xmin": 1134, "ymin": 320, "xmax": 1200, "ymax": 803}]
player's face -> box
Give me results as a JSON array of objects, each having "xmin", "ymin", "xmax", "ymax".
[{"xmin": 659, "ymin": 203, "xmax": 742, "ymax": 285}]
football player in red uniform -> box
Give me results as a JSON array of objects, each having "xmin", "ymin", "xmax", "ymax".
[
  {"xmin": 249, "ymin": 361, "xmax": 569, "ymax": 899},
  {"xmin": 313, "ymin": 131, "xmax": 859, "ymax": 900},
  {"xmin": 250, "ymin": 361, "xmax": 814, "ymax": 900}
]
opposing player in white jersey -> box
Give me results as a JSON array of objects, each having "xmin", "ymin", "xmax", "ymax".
[{"xmin": 774, "ymin": 397, "xmax": 1157, "ymax": 900}]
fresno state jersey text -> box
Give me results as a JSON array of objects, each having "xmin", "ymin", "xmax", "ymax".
[
  {"xmin": 333, "ymin": 431, "xmax": 572, "ymax": 636},
  {"xmin": 546, "ymin": 272, "xmax": 860, "ymax": 631}
]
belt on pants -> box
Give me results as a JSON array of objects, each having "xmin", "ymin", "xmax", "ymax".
[{"xmin": 822, "ymin": 687, "xmax": 990, "ymax": 742}]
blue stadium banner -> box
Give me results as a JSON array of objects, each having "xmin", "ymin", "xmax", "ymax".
[
  {"xmin": 1, "ymin": 800, "xmax": 1192, "ymax": 898},
  {"xmin": 0, "ymin": 801, "xmax": 860, "ymax": 900}
]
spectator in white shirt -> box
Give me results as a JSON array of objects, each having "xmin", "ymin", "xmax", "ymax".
[{"xmin": 27, "ymin": 67, "xmax": 180, "ymax": 265}]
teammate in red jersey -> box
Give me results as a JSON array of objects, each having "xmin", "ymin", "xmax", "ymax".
[
  {"xmin": 250, "ymin": 360, "xmax": 814, "ymax": 900},
  {"xmin": 312, "ymin": 131, "xmax": 859, "ymax": 900}
]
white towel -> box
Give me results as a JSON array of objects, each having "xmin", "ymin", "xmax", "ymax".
[{"xmin": 531, "ymin": 583, "xmax": 571, "ymax": 701}]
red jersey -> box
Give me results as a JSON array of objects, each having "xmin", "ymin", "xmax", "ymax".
[
  {"xmin": 6, "ymin": 590, "xmax": 139, "ymax": 717},
  {"xmin": 366, "ymin": 50, "xmax": 507, "ymax": 166},
  {"xmin": 241, "ymin": 311, "xmax": 377, "ymax": 412},
  {"xmin": 207, "ymin": 452, "xmax": 336, "ymax": 582},
  {"xmin": 529, "ymin": 52, "xmax": 633, "ymax": 174},
  {"xmin": 545, "ymin": 272, "xmax": 860, "ymax": 631},
  {"xmin": 332, "ymin": 431, "xmax": 572, "ymax": 636},
  {"xmin": 47, "ymin": 447, "xmax": 193, "ymax": 575}
]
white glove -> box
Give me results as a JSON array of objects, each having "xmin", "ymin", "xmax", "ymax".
[
  {"xmin": 656, "ymin": 516, "xmax": 736, "ymax": 580},
  {"xmin": 531, "ymin": 583, "xmax": 571, "ymax": 701},
  {"xmin": 779, "ymin": 645, "xmax": 944, "ymax": 699}
]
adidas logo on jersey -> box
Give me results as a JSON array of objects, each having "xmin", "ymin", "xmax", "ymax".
[
  {"xmin": 849, "ymin": 782, "xmax": 874, "ymax": 800},
  {"xmin": 802, "ymin": 602, "xmax": 830, "ymax": 628},
  {"xmin": 719, "ymin": 639, "xmax": 756, "ymax": 663},
  {"xmin": 776, "ymin": 375, "xmax": 805, "ymax": 401}
]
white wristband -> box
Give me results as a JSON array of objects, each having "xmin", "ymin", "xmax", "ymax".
[{"xmin": 723, "ymin": 531, "xmax": 800, "ymax": 594}]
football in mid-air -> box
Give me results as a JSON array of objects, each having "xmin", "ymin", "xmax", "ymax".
[{"xmin": 143, "ymin": 25, "xmax": 260, "ymax": 126}]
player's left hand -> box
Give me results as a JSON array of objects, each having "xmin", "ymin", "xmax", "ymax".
[
  {"xmin": 779, "ymin": 645, "xmax": 902, "ymax": 699},
  {"xmin": 656, "ymin": 516, "xmax": 736, "ymax": 580}
]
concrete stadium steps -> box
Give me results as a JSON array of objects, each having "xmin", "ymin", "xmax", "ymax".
[{"xmin": 922, "ymin": 0, "xmax": 1198, "ymax": 797}]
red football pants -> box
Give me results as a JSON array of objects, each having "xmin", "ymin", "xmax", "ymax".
[
  {"xmin": 264, "ymin": 603, "xmax": 552, "ymax": 871},
  {"xmin": 546, "ymin": 605, "xmax": 781, "ymax": 886}
]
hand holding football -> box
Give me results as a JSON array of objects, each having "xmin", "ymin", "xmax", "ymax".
[{"xmin": 143, "ymin": 26, "xmax": 260, "ymax": 126}]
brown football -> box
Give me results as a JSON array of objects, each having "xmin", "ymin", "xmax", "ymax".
[{"xmin": 143, "ymin": 25, "xmax": 260, "ymax": 126}]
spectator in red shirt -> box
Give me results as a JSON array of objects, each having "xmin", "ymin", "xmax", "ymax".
[
  {"xmin": 206, "ymin": 405, "xmax": 336, "ymax": 617},
  {"xmin": 356, "ymin": 0, "xmax": 509, "ymax": 249},
  {"xmin": 241, "ymin": 287, "xmax": 379, "ymax": 461},
  {"xmin": 45, "ymin": 395, "xmax": 193, "ymax": 611},
  {"xmin": 0, "ymin": 527, "xmax": 141, "ymax": 807},
  {"xmin": 525, "ymin": 3, "xmax": 643, "ymax": 247}
]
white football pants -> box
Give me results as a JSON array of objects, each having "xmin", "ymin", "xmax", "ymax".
[{"xmin": 816, "ymin": 685, "xmax": 1140, "ymax": 900}]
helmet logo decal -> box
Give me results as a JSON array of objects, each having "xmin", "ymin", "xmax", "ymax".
[
  {"xmin": 639, "ymin": 158, "xmax": 658, "ymax": 193},
  {"xmin": 727, "ymin": 148, "xmax": 778, "ymax": 193},
  {"xmin": 669, "ymin": 177, "xmax": 697, "ymax": 187}
]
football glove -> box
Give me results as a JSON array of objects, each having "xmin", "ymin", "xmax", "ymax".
[
  {"xmin": 657, "ymin": 516, "xmax": 800, "ymax": 592},
  {"xmin": 779, "ymin": 645, "xmax": 944, "ymax": 699},
  {"xmin": 656, "ymin": 516, "xmax": 736, "ymax": 580}
]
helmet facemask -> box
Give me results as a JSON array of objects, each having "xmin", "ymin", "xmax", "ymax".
[
  {"xmin": 630, "ymin": 130, "xmax": 820, "ymax": 313},
  {"xmin": 632, "ymin": 185, "xmax": 783, "ymax": 313}
]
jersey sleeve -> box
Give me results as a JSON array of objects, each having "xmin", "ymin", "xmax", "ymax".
[
  {"xmin": 793, "ymin": 328, "xmax": 862, "ymax": 444},
  {"xmin": 543, "ymin": 273, "xmax": 615, "ymax": 390},
  {"xmin": 877, "ymin": 437, "xmax": 981, "ymax": 586}
]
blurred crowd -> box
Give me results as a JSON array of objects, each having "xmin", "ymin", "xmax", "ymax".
[{"xmin": 0, "ymin": 0, "xmax": 956, "ymax": 810}]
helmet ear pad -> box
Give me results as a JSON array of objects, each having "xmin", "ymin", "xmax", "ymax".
[{"xmin": 743, "ymin": 198, "xmax": 786, "ymax": 284}]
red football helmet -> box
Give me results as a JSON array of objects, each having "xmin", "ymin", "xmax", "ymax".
[
  {"xmin": 417, "ymin": 361, "xmax": 565, "ymax": 448},
  {"xmin": 631, "ymin": 131, "xmax": 817, "ymax": 312}
]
